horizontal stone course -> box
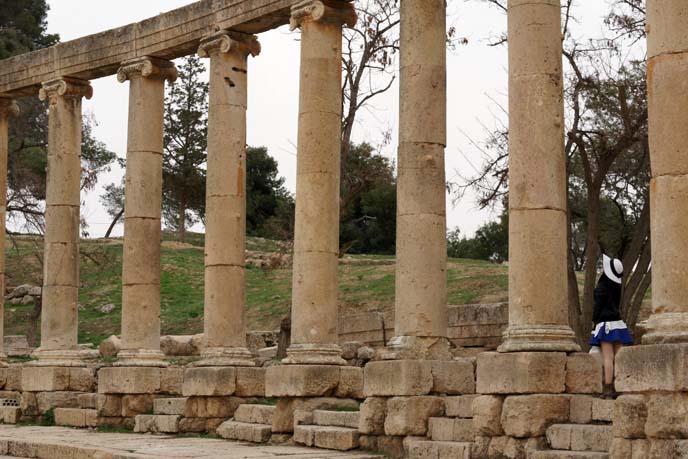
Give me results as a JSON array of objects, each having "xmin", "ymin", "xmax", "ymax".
[
  {"xmin": 547, "ymin": 424, "xmax": 613, "ymax": 452},
  {"xmin": 615, "ymin": 344, "xmax": 688, "ymax": 393},
  {"xmin": 182, "ymin": 367, "xmax": 236, "ymax": 396},
  {"xmin": 217, "ymin": 420, "xmax": 272, "ymax": 443},
  {"xmin": 134, "ymin": 414, "xmax": 181, "ymax": 433},
  {"xmin": 476, "ymin": 352, "xmax": 567, "ymax": 394},
  {"xmin": 54, "ymin": 408, "xmax": 97, "ymax": 428},
  {"xmin": 294, "ymin": 425, "xmax": 360, "ymax": 451},
  {"xmin": 98, "ymin": 367, "xmax": 161, "ymax": 394},
  {"xmin": 313, "ymin": 410, "xmax": 359, "ymax": 429},
  {"xmin": 234, "ymin": 404, "xmax": 275, "ymax": 425}
]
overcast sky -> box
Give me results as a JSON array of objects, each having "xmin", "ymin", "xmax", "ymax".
[{"xmin": 45, "ymin": 0, "xmax": 610, "ymax": 238}]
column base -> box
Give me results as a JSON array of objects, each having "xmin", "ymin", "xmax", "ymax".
[
  {"xmin": 30, "ymin": 348, "xmax": 99, "ymax": 367},
  {"xmin": 283, "ymin": 344, "xmax": 346, "ymax": 365},
  {"xmin": 195, "ymin": 347, "xmax": 256, "ymax": 367},
  {"xmin": 114, "ymin": 349, "xmax": 168, "ymax": 367},
  {"xmin": 380, "ymin": 336, "xmax": 452, "ymax": 360},
  {"xmin": 642, "ymin": 312, "xmax": 688, "ymax": 344},
  {"xmin": 498, "ymin": 324, "xmax": 581, "ymax": 353}
]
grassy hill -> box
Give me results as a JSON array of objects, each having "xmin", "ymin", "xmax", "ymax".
[{"xmin": 4, "ymin": 232, "xmax": 509, "ymax": 346}]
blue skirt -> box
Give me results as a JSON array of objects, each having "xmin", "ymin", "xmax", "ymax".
[{"xmin": 589, "ymin": 320, "xmax": 633, "ymax": 346}]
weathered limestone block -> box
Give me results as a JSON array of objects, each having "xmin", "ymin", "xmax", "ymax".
[
  {"xmin": 363, "ymin": 360, "xmax": 433, "ymax": 397},
  {"xmin": 160, "ymin": 335, "xmax": 200, "ymax": 356},
  {"xmin": 96, "ymin": 394, "xmax": 122, "ymax": 417},
  {"xmin": 98, "ymin": 335, "xmax": 121, "ymax": 358},
  {"xmin": 272, "ymin": 397, "xmax": 359, "ymax": 433},
  {"xmin": 648, "ymin": 439, "xmax": 688, "ymax": 459},
  {"xmin": 235, "ymin": 367, "xmax": 265, "ymax": 397},
  {"xmin": 19, "ymin": 392, "xmax": 37, "ymax": 416},
  {"xmin": 160, "ymin": 367, "xmax": 183, "ymax": 395},
  {"xmin": 384, "ymin": 396, "xmax": 444, "ymax": 436},
  {"xmin": 313, "ymin": 426, "xmax": 360, "ymax": 451},
  {"xmin": 77, "ymin": 393, "xmax": 97, "ymax": 409},
  {"xmin": 153, "ymin": 397, "xmax": 187, "ymax": 415},
  {"xmin": 134, "ymin": 414, "xmax": 180, "ymax": 433},
  {"xmin": 614, "ymin": 395, "xmax": 647, "ymax": 439},
  {"xmin": 336, "ymin": 366, "xmax": 364, "ymax": 399},
  {"xmin": 566, "ymin": 353, "xmax": 603, "ymax": 394},
  {"xmin": 69, "ymin": 367, "xmax": 96, "ymax": 392},
  {"xmin": 0, "ymin": 369, "xmax": 7, "ymax": 389},
  {"xmin": 569, "ymin": 395, "xmax": 593, "ymax": 424},
  {"xmin": 359, "ymin": 397, "xmax": 387, "ymax": 435},
  {"xmin": 406, "ymin": 439, "xmax": 472, "ymax": 459},
  {"xmin": 430, "ymin": 358, "xmax": 475, "ymax": 395},
  {"xmin": 294, "ymin": 409, "xmax": 314, "ymax": 427},
  {"xmin": 472, "ymin": 395, "xmax": 504, "ymax": 436},
  {"xmin": 54, "ymin": 408, "xmax": 97, "ymax": 428},
  {"xmin": 0, "ymin": 407, "xmax": 20, "ymax": 424},
  {"xmin": 184, "ymin": 396, "xmax": 243, "ymax": 418},
  {"xmin": 182, "ymin": 367, "xmax": 236, "ymax": 396},
  {"xmin": 501, "ymin": 395, "xmax": 569, "ymax": 438},
  {"xmin": 234, "ymin": 404, "xmax": 275, "ymax": 425},
  {"xmin": 21, "ymin": 367, "xmax": 70, "ymax": 392},
  {"xmin": 646, "ymin": 393, "xmax": 688, "ymax": 439},
  {"xmin": 313, "ymin": 410, "xmax": 359, "ymax": 429},
  {"xmin": 547, "ymin": 424, "xmax": 612, "ymax": 452},
  {"xmin": 265, "ymin": 365, "xmax": 340, "ymax": 397},
  {"xmin": 35, "ymin": 391, "xmax": 80, "ymax": 413},
  {"xmin": 429, "ymin": 417, "xmax": 476, "ymax": 442},
  {"xmin": 178, "ymin": 417, "xmax": 209, "ymax": 433},
  {"xmin": 5, "ymin": 367, "xmax": 21, "ymax": 391},
  {"xmin": 615, "ymin": 344, "xmax": 688, "ymax": 392},
  {"xmin": 121, "ymin": 394, "xmax": 154, "ymax": 417},
  {"xmin": 487, "ymin": 436, "xmax": 545, "ymax": 459},
  {"xmin": 446, "ymin": 395, "xmax": 478, "ymax": 418},
  {"xmin": 476, "ymin": 352, "xmax": 567, "ymax": 394},
  {"xmin": 592, "ymin": 398, "xmax": 615, "ymax": 422},
  {"xmin": 98, "ymin": 367, "xmax": 161, "ymax": 394},
  {"xmin": 217, "ymin": 420, "xmax": 272, "ymax": 443}
]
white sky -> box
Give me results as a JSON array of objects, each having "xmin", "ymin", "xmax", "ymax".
[{"xmin": 45, "ymin": 0, "xmax": 610, "ymax": 239}]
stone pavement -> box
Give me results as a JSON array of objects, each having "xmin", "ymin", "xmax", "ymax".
[{"xmin": 0, "ymin": 425, "xmax": 381, "ymax": 458}]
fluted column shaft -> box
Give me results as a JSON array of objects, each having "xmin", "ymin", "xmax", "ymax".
[
  {"xmin": 198, "ymin": 32, "xmax": 260, "ymax": 366},
  {"xmin": 386, "ymin": 0, "xmax": 450, "ymax": 360},
  {"xmin": 117, "ymin": 57, "xmax": 177, "ymax": 366},
  {"xmin": 36, "ymin": 78, "xmax": 95, "ymax": 366},
  {"xmin": 284, "ymin": 0, "xmax": 356, "ymax": 365},
  {"xmin": 643, "ymin": 0, "xmax": 688, "ymax": 344},
  {"xmin": 0, "ymin": 98, "xmax": 18, "ymax": 368},
  {"xmin": 499, "ymin": 0, "xmax": 579, "ymax": 352}
]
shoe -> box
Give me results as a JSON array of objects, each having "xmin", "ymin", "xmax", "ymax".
[{"xmin": 601, "ymin": 383, "xmax": 618, "ymax": 400}]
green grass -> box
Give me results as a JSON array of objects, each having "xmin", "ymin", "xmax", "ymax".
[{"xmin": 4, "ymin": 233, "xmax": 510, "ymax": 347}]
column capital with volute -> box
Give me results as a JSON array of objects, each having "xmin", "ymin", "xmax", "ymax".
[
  {"xmin": 117, "ymin": 57, "xmax": 178, "ymax": 84},
  {"xmin": 289, "ymin": 0, "xmax": 357, "ymax": 31},
  {"xmin": 39, "ymin": 77, "xmax": 93, "ymax": 103},
  {"xmin": 0, "ymin": 97, "xmax": 19, "ymax": 119},
  {"xmin": 198, "ymin": 31, "xmax": 261, "ymax": 58}
]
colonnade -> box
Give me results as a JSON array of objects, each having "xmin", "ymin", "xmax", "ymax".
[{"xmin": 0, "ymin": 0, "xmax": 684, "ymax": 368}]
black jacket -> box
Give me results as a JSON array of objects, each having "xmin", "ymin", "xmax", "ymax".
[{"xmin": 592, "ymin": 273, "xmax": 622, "ymax": 324}]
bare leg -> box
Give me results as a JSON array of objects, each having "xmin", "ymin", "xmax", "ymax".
[{"xmin": 601, "ymin": 341, "xmax": 615, "ymax": 385}]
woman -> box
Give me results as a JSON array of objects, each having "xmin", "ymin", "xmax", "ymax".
[{"xmin": 589, "ymin": 254, "xmax": 633, "ymax": 399}]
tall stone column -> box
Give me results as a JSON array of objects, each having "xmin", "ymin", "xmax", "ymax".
[
  {"xmin": 197, "ymin": 32, "xmax": 260, "ymax": 367},
  {"xmin": 384, "ymin": 0, "xmax": 451, "ymax": 361},
  {"xmin": 117, "ymin": 58, "xmax": 177, "ymax": 367},
  {"xmin": 642, "ymin": 0, "xmax": 688, "ymax": 344},
  {"xmin": 0, "ymin": 97, "xmax": 18, "ymax": 368},
  {"xmin": 35, "ymin": 78, "xmax": 98, "ymax": 366},
  {"xmin": 498, "ymin": 0, "xmax": 579, "ymax": 352},
  {"xmin": 283, "ymin": 0, "xmax": 356, "ymax": 365}
]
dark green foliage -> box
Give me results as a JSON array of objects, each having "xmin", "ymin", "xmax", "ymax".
[
  {"xmin": 0, "ymin": 0, "xmax": 58, "ymax": 60},
  {"xmin": 447, "ymin": 212, "xmax": 508, "ymax": 263}
]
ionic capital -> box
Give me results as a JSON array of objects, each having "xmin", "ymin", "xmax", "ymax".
[
  {"xmin": 198, "ymin": 31, "xmax": 261, "ymax": 59},
  {"xmin": 0, "ymin": 97, "xmax": 19, "ymax": 119},
  {"xmin": 39, "ymin": 78, "xmax": 93, "ymax": 103},
  {"xmin": 117, "ymin": 57, "xmax": 178, "ymax": 84},
  {"xmin": 289, "ymin": 0, "xmax": 357, "ymax": 31}
]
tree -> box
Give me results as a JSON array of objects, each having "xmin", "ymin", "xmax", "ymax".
[
  {"xmin": 447, "ymin": 212, "xmax": 508, "ymax": 262},
  {"xmin": 99, "ymin": 181, "xmax": 124, "ymax": 238},
  {"xmin": 0, "ymin": 0, "xmax": 58, "ymax": 60},
  {"xmin": 163, "ymin": 55, "xmax": 208, "ymax": 242}
]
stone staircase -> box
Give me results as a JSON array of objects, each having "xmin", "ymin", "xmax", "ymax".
[
  {"xmin": 406, "ymin": 395, "xmax": 475, "ymax": 459},
  {"xmin": 294, "ymin": 409, "xmax": 361, "ymax": 451},
  {"xmin": 529, "ymin": 398, "xmax": 614, "ymax": 459},
  {"xmin": 216, "ymin": 404, "xmax": 276, "ymax": 443}
]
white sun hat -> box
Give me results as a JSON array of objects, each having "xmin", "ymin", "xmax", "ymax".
[{"xmin": 603, "ymin": 254, "xmax": 623, "ymax": 284}]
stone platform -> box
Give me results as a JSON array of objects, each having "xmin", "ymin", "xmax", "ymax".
[{"xmin": 0, "ymin": 425, "xmax": 382, "ymax": 459}]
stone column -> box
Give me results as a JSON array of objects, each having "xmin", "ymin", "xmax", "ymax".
[
  {"xmin": 197, "ymin": 32, "xmax": 260, "ymax": 367},
  {"xmin": 117, "ymin": 58, "xmax": 177, "ymax": 367},
  {"xmin": 35, "ymin": 78, "xmax": 97, "ymax": 366},
  {"xmin": 498, "ymin": 0, "xmax": 579, "ymax": 353},
  {"xmin": 384, "ymin": 0, "xmax": 451, "ymax": 361},
  {"xmin": 642, "ymin": 0, "xmax": 688, "ymax": 344},
  {"xmin": 0, "ymin": 97, "xmax": 18, "ymax": 368},
  {"xmin": 283, "ymin": 0, "xmax": 356, "ymax": 365}
]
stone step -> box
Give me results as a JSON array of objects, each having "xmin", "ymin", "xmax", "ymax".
[
  {"xmin": 216, "ymin": 420, "xmax": 272, "ymax": 443},
  {"xmin": 313, "ymin": 410, "xmax": 360, "ymax": 429},
  {"xmin": 233, "ymin": 404, "xmax": 275, "ymax": 425},
  {"xmin": 134, "ymin": 414, "xmax": 181, "ymax": 433},
  {"xmin": 428, "ymin": 417, "xmax": 476, "ymax": 442},
  {"xmin": 546, "ymin": 424, "xmax": 613, "ymax": 452},
  {"xmin": 406, "ymin": 440, "xmax": 472, "ymax": 459},
  {"xmin": 294, "ymin": 425, "xmax": 360, "ymax": 451},
  {"xmin": 530, "ymin": 451, "xmax": 609, "ymax": 459}
]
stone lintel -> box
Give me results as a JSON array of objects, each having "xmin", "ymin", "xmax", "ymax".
[
  {"xmin": 476, "ymin": 352, "xmax": 567, "ymax": 394},
  {"xmin": 181, "ymin": 367, "xmax": 237, "ymax": 396},
  {"xmin": 615, "ymin": 343, "xmax": 688, "ymax": 393},
  {"xmin": 98, "ymin": 367, "xmax": 161, "ymax": 394},
  {"xmin": 117, "ymin": 57, "xmax": 178, "ymax": 83},
  {"xmin": 38, "ymin": 77, "xmax": 93, "ymax": 102},
  {"xmin": 265, "ymin": 365, "xmax": 341, "ymax": 397},
  {"xmin": 363, "ymin": 360, "xmax": 433, "ymax": 397},
  {"xmin": 198, "ymin": 31, "xmax": 261, "ymax": 58},
  {"xmin": 289, "ymin": 0, "xmax": 357, "ymax": 31}
]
